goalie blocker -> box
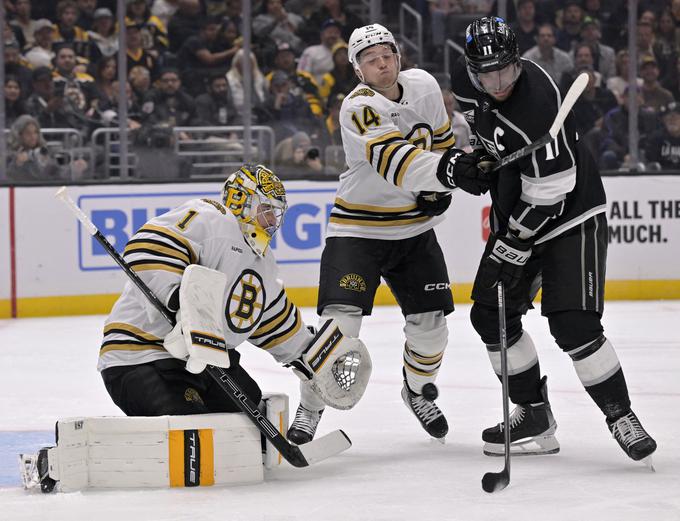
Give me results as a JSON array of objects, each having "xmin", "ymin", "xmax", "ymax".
[{"xmin": 19, "ymin": 394, "xmax": 289, "ymax": 492}]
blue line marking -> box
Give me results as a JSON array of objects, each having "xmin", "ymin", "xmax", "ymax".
[{"xmin": 0, "ymin": 431, "xmax": 54, "ymax": 487}]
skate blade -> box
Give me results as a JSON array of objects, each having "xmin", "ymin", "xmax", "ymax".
[
  {"xmin": 642, "ymin": 455, "xmax": 655, "ymax": 472},
  {"xmin": 483, "ymin": 435, "xmax": 560, "ymax": 457},
  {"xmin": 430, "ymin": 436, "xmax": 446, "ymax": 445}
]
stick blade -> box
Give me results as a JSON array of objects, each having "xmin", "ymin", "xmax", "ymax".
[
  {"xmin": 481, "ymin": 469, "xmax": 510, "ymax": 493},
  {"xmin": 296, "ymin": 429, "xmax": 352, "ymax": 466}
]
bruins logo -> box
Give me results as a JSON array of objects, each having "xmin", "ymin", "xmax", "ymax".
[
  {"xmin": 350, "ymin": 88, "xmax": 376, "ymax": 99},
  {"xmin": 201, "ymin": 199, "xmax": 226, "ymax": 214},
  {"xmin": 257, "ymin": 168, "xmax": 285, "ymax": 198},
  {"xmin": 339, "ymin": 273, "xmax": 367, "ymax": 292},
  {"xmin": 226, "ymin": 269, "xmax": 266, "ymax": 333},
  {"xmin": 184, "ymin": 387, "xmax": 205, "ymax": 405}
]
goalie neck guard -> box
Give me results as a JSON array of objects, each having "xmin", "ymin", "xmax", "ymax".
[{"xmin": 222, "ymin": 164, "xmax": 287, "ymax": 257}]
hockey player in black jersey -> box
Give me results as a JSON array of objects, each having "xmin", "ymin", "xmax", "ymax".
[{"xmin": 433, "ymin": 17, "xmax": 656, "ymax": 463}]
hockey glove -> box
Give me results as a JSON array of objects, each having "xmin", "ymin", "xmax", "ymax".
[
  {"xmin": 478, "ymin": 234, "xmax": 532, "ymax": 290},
  {"xmin": 416, "ymin": 191, "xmax": 452, "ymax": 217},
  {"xmin": 436, "ymin": 148, "xmax": 492, "ymax": 195}
]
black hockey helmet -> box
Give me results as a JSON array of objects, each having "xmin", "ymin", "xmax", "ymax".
[{"xmin": 464, "ymin": 17, "xmax": 522, "ymax": 95}]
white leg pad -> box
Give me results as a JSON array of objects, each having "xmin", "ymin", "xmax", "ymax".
[{"xmin": 45, "ymin": 407, "xmax": 302, "ymax": 491}]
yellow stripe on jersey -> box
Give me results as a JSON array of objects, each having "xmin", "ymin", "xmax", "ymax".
[
  {"xmin": 432, "ymin": 135, "xmax": 456, "ymax": 150},
  {"xmin": 130, "ymin": 262, "xmax": 185, "ymax": 275},
  {"xmin": 104, "ymin": 322, "xmax": 162, "ymax": 342},
  {"xmin": 433, "ymin": 120, "xmax": 452, "ymax": 137},
  {"xmin": 251, "ymin": 299, "xmax": 294, "ymax": 339},
  {"xmin": 99, "ymin": 342, "xmax": 166, "ymax": 355},
  {"xmin": 334, "ymin": 197, "xmax": 417, "ymax": 214},
  {"xmin": 137, "ymin": 224, "xmax": 198, "ymax": 264},
  {"xmin": 329, "ymin": 215, "xmax": 430, "ymax": 227},
  {"xmin": 394, "ymin": 148, "xmax": 425, "ymax": 187},
  {"xmin": 124, "ymin": 241, "xmax": 192, "ymax": 265},
  {"xmin": 257, "ymin": 309, "xmax": 302, "ymax": 350},
  {"xmin": 377, "ymin": 142, "xmax": 409, "ymax": 179},
  {"xmin": 365, "ymin": 130, "xmax": 403, "ymax": 164}
]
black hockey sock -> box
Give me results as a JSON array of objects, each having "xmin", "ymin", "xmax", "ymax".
[
  {"xmin": 583, "ymin": 368, "xmax": 631, "ymax": 422},
  {"xmin": 502, "ymin": 361, "xmax": 542, "ymax": 404}
]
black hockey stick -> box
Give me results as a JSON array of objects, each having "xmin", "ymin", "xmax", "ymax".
[
  {"xmin": 482, "ymin": 281, "xmax": 511, "ymax": 493},
  {"xmin": 485, "ymin": 73, "xmax": 589, "ymax": 173},
  {"xmin": 56, "ymin": 187, "xmax": 351, "ymax": 468}
]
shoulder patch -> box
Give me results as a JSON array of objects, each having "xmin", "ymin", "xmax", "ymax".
[
  {"xmin": 201, "ymin": 199, "xmax": 227, "ymax": 214},
  {"xmin": 350, "ymin": 88, "xmax": 376, "ymax": 99}
]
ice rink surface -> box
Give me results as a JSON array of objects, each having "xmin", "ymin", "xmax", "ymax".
[{"xmin": 1, "ymin": 301, "xmax": 678, "ymax": 521}]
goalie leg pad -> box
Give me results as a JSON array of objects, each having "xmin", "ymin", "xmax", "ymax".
[{"xmin": 301, "ymin": 318, "xmax": 372, "ymax": 410}]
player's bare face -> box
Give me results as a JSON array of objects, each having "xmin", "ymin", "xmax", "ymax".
[
  {"xmin": 358, "ymin": 45, "xmax": 398, "ymax": 90},
  {"xmin": 479, "ymin": 63, "xmax": 521, "ymax": 101}
]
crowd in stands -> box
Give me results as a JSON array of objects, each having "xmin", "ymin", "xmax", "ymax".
[{"xmin": 3, "ymin": 0, "xmax": 680, "ymax": 182}]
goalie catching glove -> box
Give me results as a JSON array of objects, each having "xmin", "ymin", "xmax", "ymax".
[
  {"xmin": 163, "ymin": 265, "xmax": 231, "ymax": 374},
  {"xmin": 288, "ymin": 318, "xmax": 372, "ymax": 410}
]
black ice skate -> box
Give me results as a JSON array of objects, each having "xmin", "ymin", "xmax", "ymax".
[
  {"xmin": 607, "ymin": 410, "xmax": 657, "ymax": 465},
  {"xmin": 287, "ymin": 404, "xmax": 324, "ymax": 445},
  {"xmin": 483, "ymin": 376, "xmax": 560, "ymax": 456},
  {"xmin": 401, "ymin": 374, "xmax": 449, "ymax": 439}
]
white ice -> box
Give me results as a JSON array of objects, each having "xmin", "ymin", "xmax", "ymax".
[{"xmin": 1, "ymin": 302, "xmax": 679, "ymax": 521}]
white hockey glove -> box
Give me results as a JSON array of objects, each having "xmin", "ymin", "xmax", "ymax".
[
  {"xmin": 288, "ymin": 318, "xmax": 372, "ymax": 410},
  {"xmin": 163, "ymin": 265, "xmax": 230, "ymax": 374}
]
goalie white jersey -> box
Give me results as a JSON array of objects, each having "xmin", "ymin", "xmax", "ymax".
[
  {"xmin": 328, "ymin": 67, "xmax": 455, "ymax": 240},
  {"xmin": 99, "ymin": 198, "xmax": 311, "ymax": 372}
]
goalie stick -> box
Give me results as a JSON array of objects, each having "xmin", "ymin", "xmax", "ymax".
[
  {"xmin": 482, "ymin": 282, "xmax": 511, "ymax": 493},
  {"xmin": 56, "ymin": 187, "xmax": 351, "ymax": 468},
  {"xmin": 485, "ymin": 73, "xmax": 589, "ymax": 173}
]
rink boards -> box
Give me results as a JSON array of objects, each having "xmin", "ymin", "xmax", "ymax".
[{"xmin": 1, "ymin": 176, "xmax": 679, "ymax": 318}]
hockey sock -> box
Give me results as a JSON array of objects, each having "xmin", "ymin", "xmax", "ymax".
[{"xmin": 486, "ymin": 331, "xmax": 542, "ymax": 403}]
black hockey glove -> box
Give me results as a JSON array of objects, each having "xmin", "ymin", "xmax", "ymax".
[
  {"xmin": 416, "ymin": 191, "xmax": 452, "ymax": 217},
  {"xmin": 436, "ymin": 148, "xmax": 492, "ymax": 196},
  {"xmin": 478, "ymin": 234, "xmax": 533, "ymax": 290}
]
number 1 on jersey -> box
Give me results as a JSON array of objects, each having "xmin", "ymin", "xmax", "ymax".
[{"xmin": 351, "ymin": 106, "xmax": 381, "ymax": 135}]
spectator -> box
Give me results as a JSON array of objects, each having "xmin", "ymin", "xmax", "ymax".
[
  {"xmin": 99, "ymin": 80, "xmax": 143, "ymax": 130},
  {"xmin": 129, "ymin": 65, "xmax": 152, "ymax": 106},
  {"xmin": 194, "ymin": 74, "xmax": 240, "ymax": 126},
  {"xmin": 24, "ymin": 18, "xmax": 56, "ymax": 69},
  {"xmin": 76, "ymin": 0, "xmax": 96, "ymax": 30},
  {"xmin": 126, "ymin": 22, "xmax": 158, "ymax": 79},
  {"xmin": 253, "ymin": 0, "xmax": 305, "ymax": 54},
  {"xmin": 571, "ymin": 66, "xmax": 617, "ymax": 136},
  {"xmin": 52, "ymin": 44, "xmax": 98, "ymax": 116},
  {"xmin": 578, "ymin": 16, "xmax": 616, "ymax": 80},
  {"xmin": 427, "ymin": 1, "xmax": 463, "ymax": 61},
  {"xmin": 556, "ymin": 0, "xmax": 584, "ymax": 52},
  {"xmin": 4, "ymin": 41, "xmax": 33, "ymax": 95},
  {"xmin": 607, "ymin": 49, "xmax": 643, "ymax": 105},
  {"xmin": 93, "ymin": 55, "xmax": 117, "ymax": 109},
  {"xmin": 662, "ymin": 54, "xmax": 680, "ymax": 100},
  {"xmin": 645, "ymin": 101, "xmax": 680, "ymax": 169},
  {"xmin": 151, "ymin": 0, "xmax": 179, "ymax": 29},
  {"xmin": 441, "ymin": 88, "xmax": 472, "ymax": 151},
  {"xmin": 25, "ymin": 66, "xmax": 72, "ymax": 129},
  {"xmin": 4, "ymin": 17, "xmax": 25, "ymax": 49},
  {"xmin": 223, "ymin": 0, "xmax": 243, "ymax": 33},
  {"xmin": 511, "ymin": 0, "xmax": 539, "ymax": 55},
  {"xmin": 167, "ymin": 0, "xmax": 204, "ymax": 54},
  {"xmin": 561, "ymin": 42, "xmax": 602, "ymax": 93},
  {"xmin": 639, "ymin": 55, "xmax": 675, "ymax": 113},
  {"xmin": 226, "ymin": 49, "xmax": 269, "ymax": 122},
  {"xmin": 305, "ymin": 0, "xmax": 364, "ymax": 44},
  {"xmin": 87, "ymin": 8, "xmax": 118, "ymax": 58},
  {"xmin": 274, "ymin": 130, "xmax": 324, "ymax": 175},
  {"xmin": 126, "ymin": 0, "xmax": 169, "ymax": 53},
  {"xmin": 266, "ymin": 43, "xmax": 323, "ymax": 118},
  {"xmin": 5, "ymin": 76, "xmax": 28, "ymax": 126},
  {"xmin": 10, "ymin": 0, "xmax": 39, "ymax": 48},
  {"xmin": 322, "ymin": 92, "xmax": 344, "ymax": 147},
  {"xmin": 6, "ymin": 115, "xmax": 61, "ymax": 181},
  {"xmin": 298, "ymin": 18, "xmax": 343, "ymax": 85},
  {"xmin": 636, "ymin": 21, "xmax": 659, "ymax": 66},
  {"xmin": 52, "ymin": 0, "xmax": 101, "ymax": 66},
  {"xmin": 177, "ymin": 16, "xmax": 236, "ymax": 96},
  {"xmin": 318, "ymin": 42, "xmax": 356, "ymax": 101},
  {"xmin": 217, "ymin": 18, "xmax": 242, "ymax": 64},
  {"xmin": 656, "ymin": 9, "xmax": 678, "ymax": 67},
  {"xmin": 522, "ymin": 23, "xmax": 573, "ymax": 85},
  {"xmin": 265, "ymin": 69, "xmax": 319, "ymax": 140}
]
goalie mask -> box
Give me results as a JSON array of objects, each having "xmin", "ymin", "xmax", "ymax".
[{"xmin": 222, "ymin": 164, "xmax": 287, "ymax": 257}]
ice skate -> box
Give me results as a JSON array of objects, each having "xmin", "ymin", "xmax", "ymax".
[
  {"xmin": 607, "ymin": 410, "xmax": 657, "ymax": 468},
  {"xmin": 18, "ymin": 447, "xmax": 57, "ymax": 493},
  {"xmin": 287, "ymin": 404, "xmax": 324, "ymax": 445},
  {"xmin": 401, "ymin": 373, "xmax": 448, "ymax": 439},
  {"xmin": 483, "ymin": 376, "xmax": 560, "ymax": 456}
]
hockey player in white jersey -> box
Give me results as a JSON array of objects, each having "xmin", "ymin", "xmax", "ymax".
[
  {"xmin": 99, "ymin": 164, "xmax": 370, "ymax": 419},
  {"xmin": 287, "ymin": 23, "xmax": 475, "ymax": 444}
]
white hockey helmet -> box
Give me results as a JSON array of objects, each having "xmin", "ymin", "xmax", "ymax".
[
  {"xmin": 221, "ymin": 164, "xmax": 287, "ymax": 257},
  {"xmin": 348, "ymin": 23, "xmax": 400, "ymax": 67}
]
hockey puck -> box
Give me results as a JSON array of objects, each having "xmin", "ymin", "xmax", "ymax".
[{"xmin": 421, "ymin": 383, "xmax": 438, "ymax": 401}]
